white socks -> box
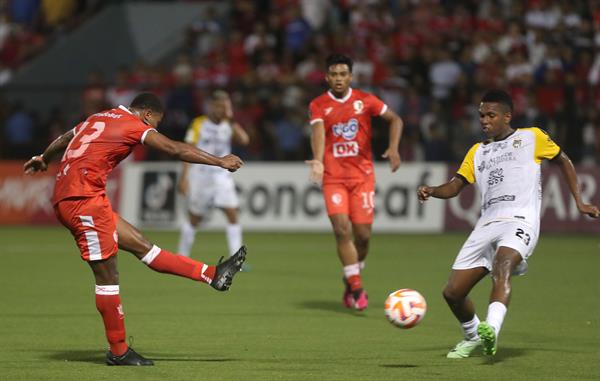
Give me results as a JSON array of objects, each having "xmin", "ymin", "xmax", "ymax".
[
  {"xmin": 178, "ymin": 220, "xmax": 196, "ymax": 257},
  {"xmin": 461, "ymin": 315, "xmax": 481, "ymax": 341},
  {"xmin": 486, "ymin": 301, "xmax": 507, "ymax": 336},
  {"xmin": 343, "ymin": 263, "xmax": 360, "ymax": 279},
  {"xmin": 226, "ymin": 223, "xmax": 242, "ymax": 256},
  {"xmin": 359, "ymin": 260, "xmax": 366, "ymax": 271}
]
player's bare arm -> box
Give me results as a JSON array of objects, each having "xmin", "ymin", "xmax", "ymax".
[
  {"xmin": 232, "ymin": 122, "xmax": 250, "ymax": 146},
  {"xmin": 553, "ymin": 151, "xmax": 600, "ymax": 218},
  {"xmin": 305, "ymin": 120, "xmax": 325, "ymax": 185},
  {"xmin": 24, "ymin": 129, "xmax": 75, "ymax": 175},
  {"xmin": 144, "ymin": 130, "xmax": 243, "ymax": 172},
  {"xmin": 380, "ymin": 109, "xmax": 404, "ymax": 172},
  {"xmin": 417, "ymin": 177, "xmax": 467, "ymax": 202}
]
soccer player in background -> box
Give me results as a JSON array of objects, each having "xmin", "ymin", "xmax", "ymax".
[
  {"xmin": 23, "ymin": 93, "xmax": 248, "ymax": 366},
  {"xmin": 305, "ymin": 53, "xmax": 404, "ymax": 311},
  {"xmin": 177, "ymin": 90, "xmax": 250, "ymax": 261},
  {"xmin": 417, "ymin": 89, "xmax": 600, "ymax": 358}
]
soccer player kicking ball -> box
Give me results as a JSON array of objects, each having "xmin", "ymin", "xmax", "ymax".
[
  {"xmin": 24, "ymin": 93, "xmax": 248, "ymax": 366},
  {"xmin": 417, "ymin": 90, "xmax": 600, "ymax": 358},
  {"xmin": 306, "ymin": 53, "xmax": 404, "ymax": 311}
]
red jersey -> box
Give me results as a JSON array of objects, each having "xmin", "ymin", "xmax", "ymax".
[
  {"xmin": 309, "ymin": 88, "xmax": 387, "ymax": 184},
  {"xmin": 52, "ymin": 105, "xmax": 155, "ymax": 204}
]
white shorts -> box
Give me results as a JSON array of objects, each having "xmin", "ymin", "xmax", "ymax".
[
  {"xmin": 186, "ymin": 173, "xmax": 239, "ymax": 216},
  {"xmin": 452, "ymin": 220, "xmax": 538, "ymax": 276}
]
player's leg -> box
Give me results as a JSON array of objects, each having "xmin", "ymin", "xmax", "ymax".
[
  {"xmin": 352, "ymin": 223, "xmax": 371, "ymax": 269},
  {"xmin": 215, "ymin": 175, "xmax": 243, "ymax": 257},
  {"xmin": 179, "ymin": 180, "xmax": 211, "ymax": 257},
  {"xmin": 443, "ymin": 267, "xmax": 488, "ymax": 358},
  {"xmin": 116, "ymin": 215, "xmax": 245, "ymax": 291},
  {"xmin": 478, "ymin": 245, "xmax": 523, "ymax": 356},
  {"xmin": 54, "ymin": 196, "xmax": 152, "ymax": 365},
  {"xmin": 178, "ymin": 212, "xmax": 203, "ymax": 257}
]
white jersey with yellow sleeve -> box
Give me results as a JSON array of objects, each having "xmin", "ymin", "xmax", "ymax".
[
  {"xmin": 185, "ymin": 115, "xmax": 233, "ymax": 177},
  {"xmin": 456, "ymin": 127, "xmax": 561, "ymax": 234},
  {"xmin": 184, "ymin": 116, "xmax": 238, "ymax": 215}
]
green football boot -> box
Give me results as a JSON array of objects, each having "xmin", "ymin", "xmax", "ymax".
[
  {"xmin": 477, "ymin": 322, "xmax": 497, "ymax": 356},
  {"xmin": 446, "ymin": 339, "xmax": 482, "ymax": 359}
]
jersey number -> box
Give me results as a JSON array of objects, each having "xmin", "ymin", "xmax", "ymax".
[
  {"xmin": 515, "ymin": 228, "xmax": 531, "ymax": 245},
  {"xmin": 361, "ymin": 191, "xmax": 375, "ymax": 209},
  {"xmin": 62, "ymin": 121, "xmax": 106, "ymax": 161}
]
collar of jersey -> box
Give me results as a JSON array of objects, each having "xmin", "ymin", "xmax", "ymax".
[
  {"xmin": 118, "ymin": 105, "xmax": 132, "ymax": 114},
  {"xmin": 492, "ymin": 128, "xmax": 517, "ymax": 142},
  {"xmin": 327, "ymin": 88, "xmax": 353, "ymax": 103}
]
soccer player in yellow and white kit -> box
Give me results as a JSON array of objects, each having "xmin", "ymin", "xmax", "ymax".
[
  {"xmin": 417, "ymin": 90, "xmax": 600, "ymax": 358},
  {"xmin": 178, "ymin": 90, "xmax": 249, "ymax": 258}
]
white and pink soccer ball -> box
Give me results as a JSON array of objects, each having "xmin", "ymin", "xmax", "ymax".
[{"xmin": 384, "ymin": 289, "xmax": 427, "ymax": 329}]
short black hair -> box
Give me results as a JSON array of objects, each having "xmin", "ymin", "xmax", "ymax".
[
  {"xmin": 130, "ymin": 92, "xmax": 164, "ymax": 113},
  {"xmin": 481, "ymin": 89, "xmax": 513, "ymax": 113},
  {"xmin": 326, "ymin": 53, "xmax": 353, "ymax": 73}
]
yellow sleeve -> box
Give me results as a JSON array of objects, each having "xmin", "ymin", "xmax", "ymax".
[
  {"xmin": 531, "ymin": 127, "xmax": 560, "ymax": 163},
  {"xmin": 456, "ymin": 143, "xmax": 480, "ymax": 184},
  {"xmin": 184, "ymin": 116, "xmax": 206, "ymax": 144}
]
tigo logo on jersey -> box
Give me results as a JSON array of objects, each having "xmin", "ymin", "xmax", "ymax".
[
  {"xmin": 332, "ymin": 119, "xmax": 359, "ymax": 140},
  {"xmin": 333, "ymin": 141, "xmax": 359, "ymax": 157}
]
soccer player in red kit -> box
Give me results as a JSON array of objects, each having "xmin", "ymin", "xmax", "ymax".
[
  {"xmin": 23, "ymin": 93, "xmax": 247, "ymax": 366},
  {"xmin": 305, "ymin": 54, "xmax": 404, "ymax": 310}
]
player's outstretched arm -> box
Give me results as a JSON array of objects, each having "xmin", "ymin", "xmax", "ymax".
[
  {"xmin": 144, "ymin": 130, "xmax": 244, "ymax": 172},
  {"xmin": 417, "ymin": 177, "xmax": 467, "ymax": 202},
  {"xmin": 553, "ymin": 152, "xmax": 600, "ymax": 218},
  {"xmin": 24, "ymin": 129, "xmax": 75, "ymax": 175},
  {"xmin": 380, "ymin": 109, "xmax": 403, "ymax": 172}
]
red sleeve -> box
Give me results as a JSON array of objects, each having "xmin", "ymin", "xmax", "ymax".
[
  {"xmin": 367, "ymin": 93, "xmax": 387, "ymax": 117},
  {"xmin": 309, "ymin": 100, "xmax": 324, "ymax": 125}
]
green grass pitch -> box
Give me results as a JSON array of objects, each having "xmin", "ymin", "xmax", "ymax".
[{"xmin": 1, "ymin": 227, "xmax": 599, "ymax": 380}]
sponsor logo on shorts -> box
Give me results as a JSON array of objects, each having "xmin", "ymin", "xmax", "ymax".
[
  {"xmin": 331, "ymin": 193, "xmax": 342, "ymax": 205},
  {"xmin": 332, "ymin": 119, "xmax": 359, "ymax": 140},
  {"xmin": 333, "ymin": 141, "xmax": 359, "ymax": 157}
]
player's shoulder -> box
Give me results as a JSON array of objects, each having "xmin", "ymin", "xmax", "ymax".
[
  {"xmin": 352, "ymin": 88, "xmax": 374, "ymax": 99},
  {"xmin": 517, "ymin": 126, "xmax": 548, "ymax": 137},
  {"xmin": 190, "ymin": 115, "xmax": 208, "ymax": 126}
]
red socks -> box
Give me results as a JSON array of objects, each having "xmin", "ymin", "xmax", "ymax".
[
  {"xmin": 347, "ymin": 274, "xmax": 363, "ymax": 292},
  {"xmin": 141, "ymin": 245, "xmax": 216, "ymax": 283},
  {"xmin": 95, "ymin": 285, "xmax": 127, "ymax": 356}
]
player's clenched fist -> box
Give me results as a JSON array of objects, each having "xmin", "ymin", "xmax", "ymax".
[
  {"xmin": 24, "ymin": 155, "xmax": 48, "ymax": 175},
  {"xmin": 220, "ymin": 154, "xmax": 244, "ymax": 172},
  {"xmin": 416, "ymin": 185, "xmax": 433, "ymax": 202}
]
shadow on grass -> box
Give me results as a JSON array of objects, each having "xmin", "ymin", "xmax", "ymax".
[
  {"xmin": 297, "ymin": 300, "xmax": 367, "ymax": 317},
  {"xmin": 380, "ymin": 364, "xmax": 419, "ymax": 368},
  {"xmin": 480, "ymin": 347, "xmax": 527, "ymax": 364},
  {"xmin": 46, "ymin": 350, "xmax": 239, "ymax": 364}
]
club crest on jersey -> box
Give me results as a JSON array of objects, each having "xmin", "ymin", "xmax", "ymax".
[
  {"xmin": 332, "ymin": 119, "xmax": 359, "ymax": 140},
  {"xmin": 333, "ymin": 141, "xmax": 359, "ymax": 157},
  {"xmin": 513, "ymin": 139, "xmax": 522, "ymax": 148},
  {"xmin": 353, "ymin": 100, "xmax": 364, "ymax": 114}
]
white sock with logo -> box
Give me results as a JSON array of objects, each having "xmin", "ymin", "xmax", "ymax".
[
  {"xmin": 461, "ymin": 315, "xmax": 481, "ymax": 341},
  {"xmin": 226, "ymin": 223, "xmax": 243, "ymax": 256},
  {"xmin": 486, "ymin": 301, "xmax": 507, "ymax": 336},
  {"xmin": 343, "ymin": 263, "xmax": 360, "ymax": 279},
  {"xmin": 178, "ymin": 220, "xmax": 196, "ymax": 257}
]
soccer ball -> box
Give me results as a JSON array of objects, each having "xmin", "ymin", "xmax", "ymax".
[{"xmin": 384, "ymin": 289, "xmax": 427, "ymax": 329}]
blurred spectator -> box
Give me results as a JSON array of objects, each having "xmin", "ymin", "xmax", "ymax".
[{"xmin": 4, "ymin": 101, "xmax": 35, "ymax": 159}]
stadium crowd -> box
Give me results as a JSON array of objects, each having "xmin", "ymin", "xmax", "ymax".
[{"xmin": 2, "ymin": 0, "xmax": 600, "ymax": 164}]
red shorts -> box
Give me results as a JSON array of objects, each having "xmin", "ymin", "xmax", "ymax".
[
  {"xmin": 54, "ymin": 194, "xmax": 119, "ymax": 262},
  {"xmin": 322, "ymin": 179, "xmax": 375, "ymax": 224}
]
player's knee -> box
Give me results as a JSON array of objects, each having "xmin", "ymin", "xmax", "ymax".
[
  {"xmin": 332, "ymin": 224, "xmax": 352, "ymax": 240},
  {"xmin": 442, "ymin": 286, "xmax": 464, "ymax": 303}
]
